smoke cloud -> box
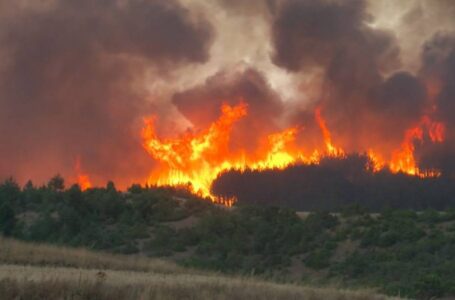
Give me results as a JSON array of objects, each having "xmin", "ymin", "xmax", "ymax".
[
  {"xmin": 173, "ymin": 67, "xmax": 284, "ymax": 152},
  {"xmin": 417, "ymin": 32, "xmax": 455, "ymax": 176},
  {"xmin": 0, "ymin": 0, "xmax": 213, "ymax": 187},
  {"xmin": 1, "ymin": 0, "xmax": 455, "ymax": 188},
  {"xmin": 271, "ymin": 0, "xmax": 448, "ymax": 161}
]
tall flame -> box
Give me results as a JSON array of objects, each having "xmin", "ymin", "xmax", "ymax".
[
  {"xmin": 315, "ymin": 107, "xmax": 345, "ymax": 157},
  {"xmin": 142, "ymin": 101, "xmax": 445, "ymax": 205},
  {"xmin": 389, "ymin": 116, "xmax": 445, "ymax": 177},
  {"xmin": 143, "ymin": 102, "xmax": 312, "ymax": 204},
  {"xmin": 142, "ymin": 102, "xmax": 246, "ymax": 205}
]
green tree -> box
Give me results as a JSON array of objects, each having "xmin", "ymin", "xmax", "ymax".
[
  {"xmin": 0, "ymin": 177, "xmax": 21, "ymax": 204},
  {"xmin": 415, "ymin": 274, "xmax": 445, "ymax": 299},
  {"xmin": 128, "ymin": 184, "xmax": 142, "ymax": 194},
  {"xmin": 0, "ymin": 203, "xmax": 16, "ymax": 236},
  {"xmin": 47, "ymin": 174, "xmax": 65, "ymax": 191}
]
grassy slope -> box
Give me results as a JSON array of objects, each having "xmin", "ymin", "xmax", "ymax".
[{"xmin": 0, "ymin": 238, "xmax": 397, "ymax": 300}]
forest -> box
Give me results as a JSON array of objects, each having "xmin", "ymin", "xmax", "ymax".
[{"xmin": 213, "ymin": 154, "xmax": 455, "ymax": 211}]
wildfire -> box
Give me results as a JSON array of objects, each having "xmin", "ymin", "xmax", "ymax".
[
  {"xmin": 143, "ymin": 102, "xmax": 314, "ymax": 204},
  {"xmin": 367, "ymin": 150, "xmax": 385, "ymax": 172},
  {"xmin": 74, "ymin": 158, "xmax": 92, "ymax": 191},
  {"xmin": 384, "ymin": 81, "xmax": 446, "ymax": 177},
  {"xmin": 389, "ymin": 125, "xmax": 424, "ymax": 176},
  {"xmin": 367, "ymin": 115, "xmax": 445, "ymax": 178},
  {"xmin": 314, "ymin": 107, "xmax": 345, "ymax": 158},
  {"xmin": 142, "ymin": 100, "xmax": 445, "ymax": 205}
]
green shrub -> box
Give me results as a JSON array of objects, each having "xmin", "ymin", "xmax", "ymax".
[
  {"xmin": 304, "ymin": 249, "xmax": 332, "ymax": 270},
  {"xmin": 414, "ymin": 274, "xmax": 445, "ymax": 299}
]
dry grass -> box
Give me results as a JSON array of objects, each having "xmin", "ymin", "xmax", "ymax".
[
  {"xmin": 0, "ymin": 237, "xmax": 183, "ymax": 274},
  {"xmin": 0, "ymin": 238, "xmax": 401, "ymax": 300},
  {"xmin": 0, "ymin": 265, "xmax": 397, "ymax": 300}
]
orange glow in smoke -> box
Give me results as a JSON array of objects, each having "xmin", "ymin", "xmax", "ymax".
[{"xmin": 74, "ymin": 158, "xmax": 92, "ymax": 191}]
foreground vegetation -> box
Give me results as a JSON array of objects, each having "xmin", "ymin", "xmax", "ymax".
[
  {"xmin": 2, "ymin": 176, "xmax": 455, "ymax": 298},
  {"xmin": 0, "ymin": 237, "xmax": 182, "ymax": 273},
  {"xmin": 0, "ymin": 239, "xmax": 393, "ymax": 300}
]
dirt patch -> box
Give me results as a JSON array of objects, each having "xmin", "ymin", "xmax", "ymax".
[
  {"xmin": 16, "ymin": 211, "xmax": 39, "ymax": 228},
  {"xmin": 164, "ymin": 216, "xmax": 199, "ymax": 230},
  {"xmin": 332, "ymin": 239, "xmax": 359, "ymax": 263}
]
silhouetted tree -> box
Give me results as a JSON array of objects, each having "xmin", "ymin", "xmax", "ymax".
[{"xmin": 47, "ymin": 174, "xmax": 65, "ymax": 191}]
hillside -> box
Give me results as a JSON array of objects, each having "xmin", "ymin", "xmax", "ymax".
[
  {"xmin": 2, "ymin": 178, "xmax": 455, "ymax": 298},
  {"xmin": 0, "ymin": 238, "xmax": 394, "ymax": 300}
]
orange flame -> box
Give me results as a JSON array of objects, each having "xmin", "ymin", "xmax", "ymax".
[
  {"xmin": 74, "ymin": 157, "xmax": 92, "ymax": 191},
  {"xmin": 143, "ymin": 102, "xmax": 315, "ymax": 205},
  {"xmin": 142, "ymin": 100, "xmax": 445, "ymax": 205},
  {"xmin": 315, "ymin": 107, "xmax": 345, "ymax": 157},
  {"xmin": 142, "ymin": 102, "xmax": 247, "ymax": 204},
  {"xmin": 367, "ymin": 149, "xmax": 385, "ymax": 172},
  {"xmin": 389, "ymin": 115, "xmax": 445, "ymax": 177},
  {"xmin": 389, "ymin": 125, "xmax": 423, "ymax": 176}
]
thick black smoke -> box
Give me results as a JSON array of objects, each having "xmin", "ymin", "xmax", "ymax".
[
  {"xmin": 273, "ymin": 0, "xmax": 372, "ymax": 71},
  {"xmin": 1, "ymin": 0, "xmax": 454, "ymax": 190},
  {"xmin": 272, "ymin": 0, "xmax": 425, "ymax": 155},
  {"xmin": 417, "ymin": 32, "xmax": 455, "ymax": 176},
  {"xmin": 0, "ymin": 0, "xmax": 213, "ymax": 186},
  {"xmin": 421, "ymin": 33, "xmax": 455, "ymax": 127},
  {"xmin": 209, "ymin": 0, "xmax": 455, "ymax": 207},
  {"xmin": 368, "ymin": 71, "xmax": 426, "ymax": 152}
]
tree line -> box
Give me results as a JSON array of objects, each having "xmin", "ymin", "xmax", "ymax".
[{"xmin": 212, "ymin": 154, "xmax": 455, "ymax": 211}]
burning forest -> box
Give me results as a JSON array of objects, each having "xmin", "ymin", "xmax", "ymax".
[{"xmin": 1, "ymin": 0, "xmax": 455, "ymax": 208}]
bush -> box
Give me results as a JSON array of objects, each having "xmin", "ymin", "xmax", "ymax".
[
  {"xmin": 304, "ymin": 249, "xmax": 332, "ymax": 270},
  {"xmin": 414, "ymin": 274, "xmax": 445, "ymax": 299}
]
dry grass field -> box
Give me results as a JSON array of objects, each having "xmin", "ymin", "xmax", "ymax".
[
  {"xmin": 0, "ymin": 237, "xmax": 182, "ymax": 273},
  {"xmin": 0, "ymin": 238, "xmax": 400, "ymax": 300}
]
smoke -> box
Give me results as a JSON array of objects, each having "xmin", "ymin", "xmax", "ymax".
[
  {"xmin": 368, "ymin": 71, "xmax": 427, "ymax": 149},
  {"xmin": 421, "ymin": 32, "xmax": 455, "ymax": 126},
  {"xmin": 416, "ymin": 32, "xmax": 455, "ymax": 176},
  {"xmin": 216, "ymin": 0, "xmax": 277, "ymax": 16},
  {"xmin": 1, "ymin": 0, "xmax": 455, "ymax": 188},
  {"xmin": 271, "ymin": 0, "xmax": 437, "ymax": 158},
  {"xmin": 369, "ymin": 0, "xmax": 455, "ymax": 71},
  {"xmin": 273, "ymin": 0, "xmax": 372, "ymax": 72},
  {"xmin": 0, "ymin": 0, "xmax": 213, "ymax": 187},
  {"xmin": 294, "ymin": 0, "xmax": 455, "ymax": 175},
  {"xmin": 173, "ymin": 67, "xmax": 284, "ymax": 153}
]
